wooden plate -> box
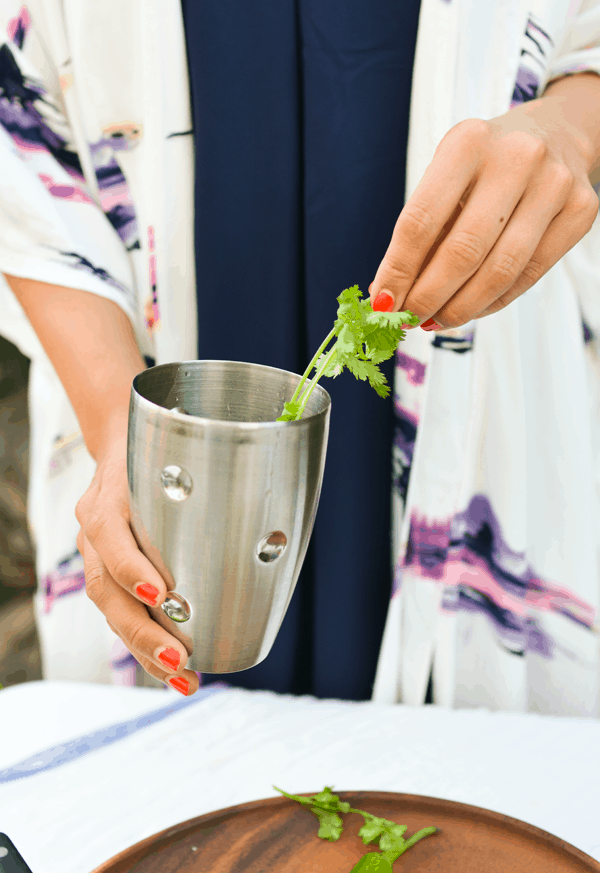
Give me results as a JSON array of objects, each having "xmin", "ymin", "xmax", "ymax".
[{"xmin": 92, "ymin": 792, "xmax": 600, "ymax": 872}]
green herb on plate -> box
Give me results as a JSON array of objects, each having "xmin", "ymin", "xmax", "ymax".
[
  {"xmin": 274, "ymin": 786, "xmax": 437, "ymax": 871},
  {"xmin": 276, "ymin": 285, "xmax": 419, "ymax": 422}
]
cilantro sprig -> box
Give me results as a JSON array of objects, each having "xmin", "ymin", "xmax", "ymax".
[
  {"xmin": 276, "ymin": 285, "xmax": 419, "ymax": 422},
  {"xmin": 274, "ymin": 786, "xmax": 437, "ymax": 871}
]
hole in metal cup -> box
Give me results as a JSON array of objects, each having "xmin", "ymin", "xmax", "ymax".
[
  {"xmin": 257, "ymin": 531, "xmax": 287, "ymax": 563},
  {"xmin": 161, "ymin": 592, "xmax": 192, "ymax": 623},
  {"xmin": 161, "ymin": 465, "xmax": 192, "ymax": 501}
]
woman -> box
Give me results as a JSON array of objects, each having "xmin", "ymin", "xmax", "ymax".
[{"xmin": 1, "ymin": 0, "xmax": 599, "ymax": 714}]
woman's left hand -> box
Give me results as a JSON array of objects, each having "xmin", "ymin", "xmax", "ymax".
[{"xmin": 369, "ymin": 74, "xmax": 600, "ymax": 328}]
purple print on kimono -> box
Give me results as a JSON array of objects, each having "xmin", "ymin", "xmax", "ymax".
[
  {"xmin": 0, "ymin": 41, "xmax": 139, "ymax": 249},
  {"xmin": 398, "ymin": 494, "xmax": 597, "ymax": 659},
  {"xmin": 393, "ymin": 350, "xmax": 426, "ymax": 506},
  {"xmin": 393, "ymin": 403, "xmax": 417, "ymax": 507},
  {"xmin": 90, "ymin": 133, "xmax": 139, "ymax": 250},
  {"xmin": 511, "ymin": 16, "xmax": 554, "ymax": 106},
  {"xmin": 0, "ymin": 42, "xmax": 83, "ymax": 176},
  {"xmin": 43, "ymin": 548, "xmax": 86, "ymax": 614},
  {"xmin": 7, "ymin": 5, "xmax": 30, "ymax": 50}
]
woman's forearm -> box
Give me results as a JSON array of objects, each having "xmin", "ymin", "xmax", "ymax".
[{"xmin": 4, "ymin": 274, "xmax": 145, "ymax": 462}]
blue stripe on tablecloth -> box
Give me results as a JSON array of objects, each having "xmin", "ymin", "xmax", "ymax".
[{"xmin": 0, "ymin": 683, "xmax": 228, "ymax": 784}]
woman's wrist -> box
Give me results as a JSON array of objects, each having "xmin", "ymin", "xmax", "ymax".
[{"xmin": 540, "ymin": 71, "xmax": 600, "ymax": 174}]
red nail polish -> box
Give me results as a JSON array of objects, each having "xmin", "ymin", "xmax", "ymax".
[
  {"xmin": 158, "ymin": 647, "xmax": 180, "ymax": 671},
  {"xmin": 421, "ymin": 318, "xmax": 442, "ymax": 331},
  {"xmin": 135, "ymin": 583, "xmax": 159, "ymax": 606},
  {"xmin": 372, "ymin": 291, "xmax": 395, "ymax": 312},
  {"xmin": 168, "ymin": 676, "xmax": 190, "ymax": 696}
]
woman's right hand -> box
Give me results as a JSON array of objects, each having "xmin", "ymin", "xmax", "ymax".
[{"xmin": 75, "ymin": 432, "xmax": 200, "ymax": 696}]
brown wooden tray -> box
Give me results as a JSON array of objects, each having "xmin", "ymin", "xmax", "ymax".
[{"xmin": 91, "ymin": 791, "xmax": 600, "ymax": 872}]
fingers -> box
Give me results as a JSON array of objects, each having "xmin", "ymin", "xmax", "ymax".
[
  {"xmin": 371, "ymin": 119, "xmax": 485, "ymax": 311},
  {"xmin": 400, "ymin": 135, "xmax": 544, "ymax": 322},
  {"xmin": 81, "ymin": 533, "xmax": 195, "ymax": 691},
  {"xmin": 370, "ymin": 111, "xmax": 599, "ymax": 329},
  {"xmin": 426, "ymin": 163, "xmax": 574, "ymax": 326},
  {"xmin": 477, "ymin": 186, "xmax": 599, "ymax": 318},
  {"xmin": 106, "ymin": 620, "xmax": 199, "ymax": 697},
  {"xmin": 80, "ymin": 497, "xmax": 169, "ymax": 609}
]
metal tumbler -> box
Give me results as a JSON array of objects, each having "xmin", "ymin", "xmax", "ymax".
[{"xmin": 127, "ymin": 360, "xmax": 331, "ymax": 673}]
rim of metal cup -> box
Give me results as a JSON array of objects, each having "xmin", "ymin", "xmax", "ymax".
[{"xmin": 131, "ymin": 360, "xmax": 332, "ymax": 430}]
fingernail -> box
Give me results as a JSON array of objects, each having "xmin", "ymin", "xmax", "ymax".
[
  {"xmin": 167, "ymin": 676, "xmax": 190, "ymax": 696},
  {"xmin": 421, "ymin": 318, "xmax": 442, "ymax": 332},
  {"xmin": 158, "ymin": 647, "xmax": 180, "ymax": 671},
  {"xmin": 135, "ymin": 583, "xmax": 159, "ymax": 606},
  {"xmin": 372, "ymin": 291, "xmax": 395, "ymax": 312}
]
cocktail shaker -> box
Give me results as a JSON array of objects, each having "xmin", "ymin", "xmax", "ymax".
[{"xmin": 127, "ymin": 360, "xmax": 330, "ymax": 673}]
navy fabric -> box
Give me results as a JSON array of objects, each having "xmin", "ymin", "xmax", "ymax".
[{"xmin": 181, "ymin": 0, "xmax": 422, "ymax": 700}]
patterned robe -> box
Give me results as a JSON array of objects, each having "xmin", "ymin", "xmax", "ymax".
[{"xmin": 1, "ymin": 0, "xmax": 600, "ymax": 713}]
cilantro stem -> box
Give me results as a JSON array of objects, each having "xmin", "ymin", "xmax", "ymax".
[
  {"xmin": 289, "ymin": 325, "xmax": 337, "ymax": 407},
  {"xmin": 274, "ymin": 786, "xmax": 437, "ymax": 869},
  {"xmin": 295, "ymin": 346, "xmax": 337, "ymax": 419},
  {"xmin": 396, "ymin": 826, "xmax": 437, "ymax": 855}
]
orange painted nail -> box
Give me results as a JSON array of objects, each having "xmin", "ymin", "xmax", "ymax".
[
  {"xmin": 372, "ymin": 291, "xmax": 395, "ymax": 312},
  {"xmin": 135, "ymin": 583, "xmax": 159, "ymax": 606},
  {"xmin": 168, "ymin": 676, "xmax": 190, "ymax": 696},
  {"xmin": 421, "ymin": 318, "xmax": 442, "ymax": 331},
  {"xmin": 158, "ymin": 647, "xmax": 180, "ymax": 671}
]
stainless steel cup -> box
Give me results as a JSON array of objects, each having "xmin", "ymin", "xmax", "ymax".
[{"xmin": 127, "ymin": 360, "xmax": 331, "ymax": 673}]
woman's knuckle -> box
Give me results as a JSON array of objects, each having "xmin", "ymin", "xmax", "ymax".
[
  {"xmin": 454, "ymin": 117, "xmax": 490, "ymax": 144},
  {"xmin": 405, "ymin": 289, "xmax": 439, "ymax": 318},
  {"xmin": 506, "ymin": 131, "xmax": 546, "ymax": 161},
  {"xmin": 439, "ymin": 304, "xmax": 470, "ymax": 327},
  {"xmin": 128, "ymin": 621, "xmax": 147, "ymax": 653},
  {"xmin": 110, "ymin": 554, "xmax": 134, "ymax": 585},
  {"xmin": 85, "ymin": 513, "xmax": 103, "ymax": 543},
  {"xmin": 549, "ymin": 163, "xmax": 574, "ymax": 194},
  {"xmin": 85, "ymin": 568, "xmax": 106, "ymax": 605},
  {"xmin": 445, "ymin": 230, "xmax": 486, "ymax": 270},
  {"xmin": 480, "ymin": 298, "xmax": 503, "ymax": 316},
  {"xmin": 400, "ymin": 201, "xmax": 436, "ymax": 246},
  {"xmin": 490, "ymin": 251, "xmax": 523, "ymax": 285},
  {"xmin": 571, "ymin": 187, "xmax": 599, "ymax": 225},
  {"xmin": 520, "ymin": 258, "xmax": 545, "ymax": 287},
  {"xmin": 383, "ymin": 257, "xmax": 414, "ymax": 286}
]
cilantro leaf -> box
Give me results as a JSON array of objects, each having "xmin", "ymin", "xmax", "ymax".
[
  {"xmin": 313, "ymin": 807, "xmax": 344, "ymax": 841},
  {"xmin": 350, "ymin": 854, "xmax": 393, "ymax": 872},
  {"xmin": 276, "ymin": 286, "xmax": 419, "ymax": 422},
  {"xmin": 275, "ymin": 786, "xmax": 438, "ymax": 870},
  {"xmin": 273, "ymin": 786, "xmax": 350, "ymax": 841}
]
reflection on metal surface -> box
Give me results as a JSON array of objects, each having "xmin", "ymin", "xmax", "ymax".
[
  {"xmin": 161, "ymin": 592, "xmax": 192, "ymax": 623},
  {"xmin": 257, "ymin": 531, "xmax": 287, "ymax": 563},
  {"xmin": 161, "ymin": 465, "xmax": 193, "ymax": 501}
]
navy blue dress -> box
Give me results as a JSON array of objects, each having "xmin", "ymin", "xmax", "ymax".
[{"xmin": 181, "ymin": 0, "xmax": 422, "ymax": 700}]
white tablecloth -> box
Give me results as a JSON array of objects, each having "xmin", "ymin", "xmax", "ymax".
[{"xmin": 1, "ymin": 680, "xmax": 600, "ymax": 873}]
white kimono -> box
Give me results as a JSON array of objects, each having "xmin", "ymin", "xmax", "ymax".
[{"xmin": 0, "ymin": 0, "xmax": 599, "ymax": 712}]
